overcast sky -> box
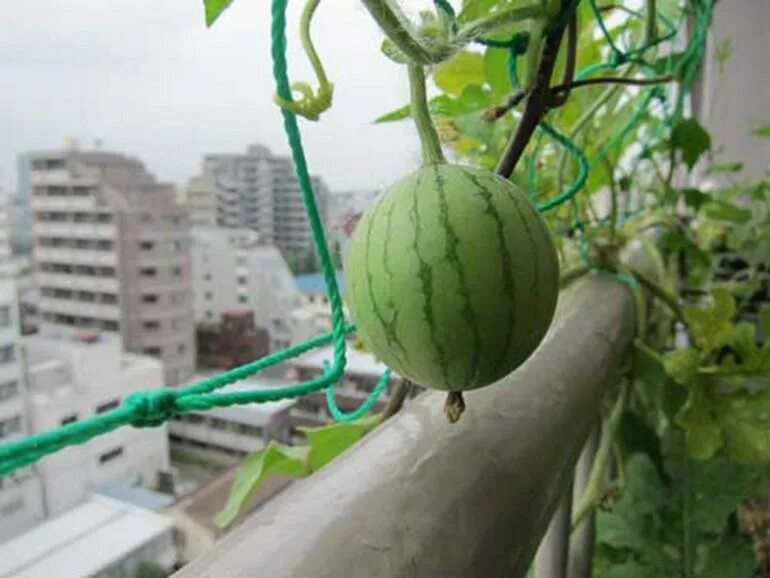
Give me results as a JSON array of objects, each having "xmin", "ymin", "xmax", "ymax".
[{"xmin": 0, "ymin": 0, "xmax": 431, "ymax": 194}]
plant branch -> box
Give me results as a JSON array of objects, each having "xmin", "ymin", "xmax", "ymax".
[
  {"xmin": 572, "ymin": 381, "xmax": 629, "ymax": 529},
  {"xmin": 379, "ymin": 379, "xmax": 412, "ymax": 422},
  {"xmin": 408, "ymin": 63, "xmax": 446, "ymax": 165},
  {"xmin": 362, "ymin": 0, "xmax": 545, "ymax": 65},
  {"xmin": 547, "ymin": 14, "xmax": 578, "ymax": 107},
  {"xmin": 550, "ymin": 74, "xmax": 673, "ymax": 94},
  {"xmin": 628, "ymin": 266, "xmax": 691, "ymax": 335},
  {"xmin": 455, "ymin": 3, "xmax": 545, "ymax": 44},
  {"xmin": 496, "ymin": 18, "xmax": 568, "ymax": 178},
  {"xmin": 361, "ymin": 0, "xmax": 447, "ymax": 64},
  {"xmin": 483, "ymin": 90, "xmax": 527, "ymax": 121}
]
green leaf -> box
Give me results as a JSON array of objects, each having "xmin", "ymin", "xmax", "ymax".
[
  {"xmin": 433, "ymin": 51, "xmax": 486, "ymax": 96},
  {"xmin": 676, "ymin": 384, "xmax": 725, "ymax": 460},
  {"xmin": 751, "ymin": 122, "xmax": 770, "ymax": 138},
  {"xmin": 662, "ymin": 348, "xmax": 700, "ymax": 386},
  {"xmin": 381, "ymin": 38, "xmax": 409, "ymax": 64},
  {"xmin": 374, "ymin": 104, "xmax": 411, "ymax": 124},
  {"xmin": 678, "ymin": 379, "xmax": 770, "ymax": 463},
  {"xmin": 671, "ymin": 118, "xmax": 711, "ymax": 170},
  {"xmin": 683, "ymin": 289, "xmax": 736, "ymax": 356},
  {"xmin": 700, "ymin": 534, "xmax": 756, "ymax": 578},
  {"xmin": 707, "ymin": 161, "xmax": 743, "ymax": 174},
  {"xmin": 602, "ymin": 561, "xmax": 651, "ymax": 578},
  {"xmin": 702, "ymin": 200, "xmax": 752, "ymax": 224},
  {"xmin": 204, "ymin": 0, "xmax": 234, "ymax": 27},
  {"xmin": 458, "ymin": 0, "xmax": 498, "ymax": 23},
  {"xmin": 214, "ymin": 442, "xmax": 308, "ymax": 528},
  {"xmin": 681, "ymin": 188, "xmax": 710, "ymax": 210},
  {"xmin": 760, "ymin": 305, "xmax": 770, "ymax": 337},
  {"xmin": 483, "ymin": 47, "xmax": 512, "ymax": 95},
  {"xmin": 301, "ymin": 414, "xmax": 380, "ymax": 470},
  {"xmin": 691, "ymin": 456, "xmax": 758, "ymax": 535}
]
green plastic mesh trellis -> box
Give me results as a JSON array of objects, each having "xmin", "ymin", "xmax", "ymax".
[{"xmin": 0, "ymin": 0, "xmax": 713, "ymax": 477}]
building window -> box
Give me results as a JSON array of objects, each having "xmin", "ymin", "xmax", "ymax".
[
  {"xmin": 205, "ymin": 292, "xmax": 213, "ymax": 301},
  {"xmin": 238, "ymin": 295, "xmax": 248, "ymax": 304},
  {"xmin": 61, "ymin": 414, "xmax": 78, "ymax": 426},
  {"xmin": 0, "ymin": 381, "xmax": 18, "ymax": 401},
  {"xmin": 140, "ymin": 267, "xmax": 157, "ymax": 277},
  {"xmin": 0, "ymin": 416, "xmax": 21, "ymax": 439},
  {"xmin": 205, "ymin": 310, "xmax": 214, "ymax": 320},
  {"xmin": 139, "ymin": 241, "xmax": 155, "ymax": 251},
  {"xmin": 237, "ymin": 276, "xmax": 247, "ymax": 285},
  {"xmin": 0, "ymin": 307, "xmax": 11, "ymax": 327},
  {"xmin": 176, "ymin": 343, "xmax": 186, "ymax": 355},
  {"xmin": 101, "ymin": 320, "xmax": 119, "ymax": 332},
  {"xmin": 172, "ymin": 266, "xmax": 183, "ymax": 277},
  {"xmin": 98, "ymin": 447, "xmax": 124, "ymax": 464},
  {"xmin": 141, "ymin": 294, "xmax": 159, "ymax": 304},
  {"xmin": 144, "ymin": 347, "xmax": 162, "ymax": 357},
  {"xmin": 96, "ymin": 399, "xmax": 120, "ymax": 414},
  {"xmin": 0, "ymin": 346, "xmax": 15, "ymax": 364},
  {"xmin": 143, "ymin": 321, "xmax": 160, "ymax": 331}
]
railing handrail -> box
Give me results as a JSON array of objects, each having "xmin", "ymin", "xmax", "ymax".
[{"xmin": 174, "ymin": 274, "xmax": 635, "ymax": 578}]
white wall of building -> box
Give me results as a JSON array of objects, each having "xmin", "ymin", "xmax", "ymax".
[
  {"xmin": 191, "ymin": 227, "xmax": 307, "ymax": 350},
  {"xmin": 24, "ymin": 335, "xmax": 170, "ymax": 517},
  {"xmin": 0, "ymin": 276, "xmax": 45, "ymax": 542}
]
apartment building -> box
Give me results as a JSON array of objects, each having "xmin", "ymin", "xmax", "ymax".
[
  {"xmin": 190, "ymin": 227, "xmax": 315, "ymax": 351},
  {"xmin": 0, "ymin": 278, "xmax": 45, "ymax": 543},
  {"xmin": 22, "ymin": 149, "xmax": 195, "ymax": 385},
  {"xmin": 24, "ymin": 334, "xmax": 171, "ymax": 517},
  {"xmin": 189, "ymin": 144, "xmax": 331, "ymax": 260}
]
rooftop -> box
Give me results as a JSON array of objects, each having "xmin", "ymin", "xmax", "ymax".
[
  {"xmin": 0, "ymin": 495, "xmax": 173, "ymax": 578},
  {"xmin": 294, "ymin": 271, "xmax": 344, "ymax": 296},
  {"xmin": 183, "ymin": 374, "xmax": 296, "ymax": 426},
  {"xmin": 292, "ymin": 343, "xmax": 392, "ymax": 379}
]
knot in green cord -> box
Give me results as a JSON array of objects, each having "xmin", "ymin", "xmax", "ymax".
[
  {"xmin": 609, "ymin": 51, "xmax": 628, "ymax": 67},
  {"xmin": 125, "ymin": 390, "xmax": 179, "ymax": 428},
  {"xmin": 511, "ymin": 31, "xmax": 531, "ymax": 55}
]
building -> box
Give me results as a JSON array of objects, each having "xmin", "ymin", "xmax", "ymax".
[
  {"xmin": 0, "ymin": 495, "xmax": 176, "ymax": 578},
  {"xmin": 169, "ymin": 375, "xmax": 296, "ymax": 458},
  {"xmin": 181, "ymin": 173, "xmax": 219, "ymax": 227},
  {"xmin": 22, "ymin": 149, "xmax": 195, "ymax": 385},
  {"xmin": 197, "ymin": 310, "xmax": 270, "ymax": 370},
  {"xmin": 192, "ymin": 144, "xmax": 331, "ymax": 260},
  {"xmin": 190, "ymin": 227, "xmax": 314, "ymax": 351},
  {"xmin": 0, "ymin": 278, "xmax": 45, "ymax": 543},
  {"xmin": 24, "ymin": 334, "xmax": 171, "ymax": 517}
]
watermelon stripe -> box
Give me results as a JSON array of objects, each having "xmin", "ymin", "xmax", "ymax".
[
  {"xmin": 410, "ymin": 170, "xmax": 449, "ymax": 384},
  {"xmin": 362, "ymin": 201, "xmax": 409, "ymax": 371},
  {"xmin": 434, "ymin": 166, "xmax": 482, "ymax": 386},
  {"xmin": 380, "ymin": 197, "xmax": 413, "ymax": 371},
  {"xmin": 463, "ymin": 171, "xmax": 518, "ymax": 377},
  {"xmin": 505, "ymin": 186, "xmax": 540, "ymax": 294}
]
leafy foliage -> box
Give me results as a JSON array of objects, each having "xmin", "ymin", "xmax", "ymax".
[{"xmin": 215, "ymin": 415, "xmax": 380, "ymax": 528}]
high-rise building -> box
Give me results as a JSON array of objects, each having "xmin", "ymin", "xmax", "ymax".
[
  {"xmin": 188, "ymin": 144, "xmax": 330, "ymax": 260},
  {"xmin": 23, "ymin": 149, "xmax": 195, "ymax": 385},
  {"xmin": 190, "ymin": 227, "xmax": 315, "ymax": 351}
]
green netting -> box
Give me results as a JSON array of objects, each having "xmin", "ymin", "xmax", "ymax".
[{"xmin": 0, "ymin": 0, "xmax": 713, "ymax": 477}]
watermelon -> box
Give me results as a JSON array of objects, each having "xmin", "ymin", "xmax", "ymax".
[{"xmin": 344, "ymin": 163, "xmax": 560, "ymax": 391}]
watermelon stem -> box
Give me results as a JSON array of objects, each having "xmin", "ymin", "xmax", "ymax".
[
  {"xmin": 407, "ymin": 63, "xmax": 446, "ymax": 166},
  {"xmin": 444, "ymin": 391, "xmax": 466, "ymax": 423}
]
